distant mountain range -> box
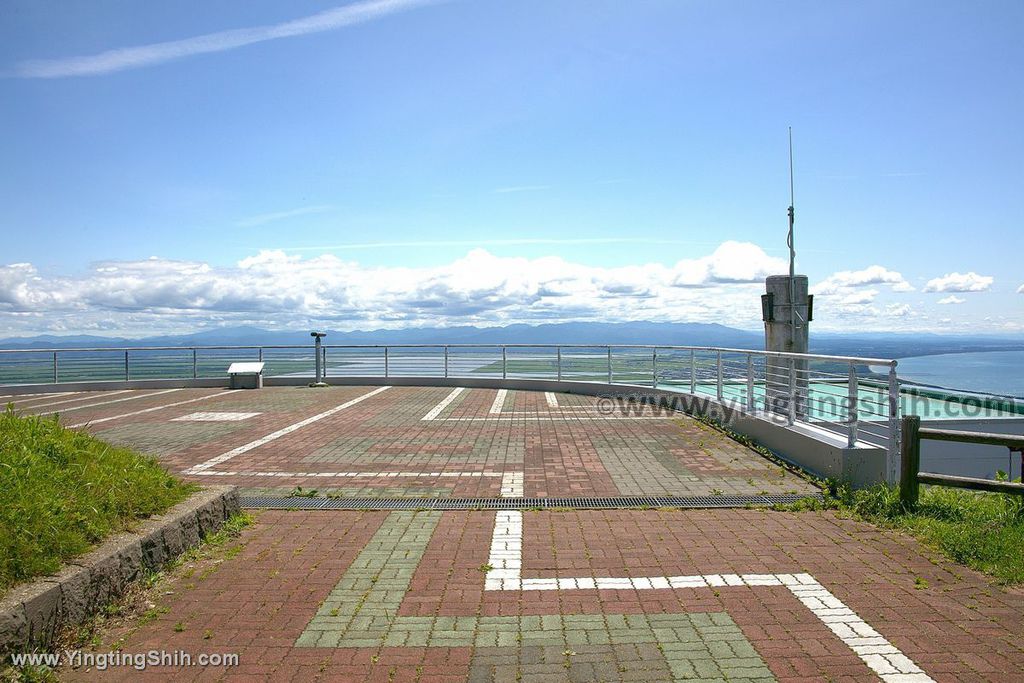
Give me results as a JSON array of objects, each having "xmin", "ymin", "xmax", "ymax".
[{"xmin": 1, "ymin": 322, "xmax": 1023, "ymax": 359}]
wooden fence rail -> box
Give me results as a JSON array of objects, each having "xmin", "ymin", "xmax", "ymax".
[{"xmin": 900, "ymin": 415, "xmax": 1024, "ymax": 507}]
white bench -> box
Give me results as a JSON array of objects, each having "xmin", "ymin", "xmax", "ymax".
[{"xmin": 227, "ymin": 362, "xmax": 265, "ymax": 389}]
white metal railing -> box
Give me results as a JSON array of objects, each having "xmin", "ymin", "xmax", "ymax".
[{"xmin": 0, "ymin": 342, "xmax": 901, "ymax": 459}]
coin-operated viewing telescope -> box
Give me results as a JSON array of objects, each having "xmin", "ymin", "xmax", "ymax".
[{"xmin": 310, "ymin": 331, "xmax": 328, "ymax": 387}]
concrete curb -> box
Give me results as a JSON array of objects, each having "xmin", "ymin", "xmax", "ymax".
[{"xmin": 0, "ymin": 486, "xmax": 240, "ymax": 655}]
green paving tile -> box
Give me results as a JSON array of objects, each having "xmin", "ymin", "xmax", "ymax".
[
  {"xmin": 96, "ymin": 421, "xmax": 246, "ymax": 455},
  {"xmin": 297, "ymin": 511, "xmax": 777, "ymax": 681},
  {"xmin": 238, "ymin": 486, "xmax": 455, "ymax": 498},
  {"xmin": 302, "ymin": 434, "xmax": 523, "ymax": 466},
  {"xmin": 212, "ymin": 391, "xmax": 320, "ymax": 410}
]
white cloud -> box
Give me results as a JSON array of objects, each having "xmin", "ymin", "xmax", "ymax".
[
  {"xmin": 812, "ymin": 265, "xmax": 913, "ymax": 296},
  {"xmin": 923, "ymin": 271, "xmax": 993, "ymax": 293},
  {"xmin": 885, "ymin": 304, "xmax": 912, "ymax": 317},
  {"xmin": 1018, "ymin": 284, "xmax": 1024, "ymax": 294},
  {"xmin": 838, "ymin": 290, "xmax": 878, "ymax": 306},
  {"xmin": 670, "ymin": 241, "xmax": 785, "ymax": 287},
  {"xmin": 810, "ymin": 265, "xmax": 914, "ymax": 321},
  {"xmin": 8, "ymin": 0, "xmax": 437, "ymax": 78},
  {"xmin": 0, "ymin": 243, "xmax": 786, "ymax": 336},
  {"xmin": 4, "ymin": 245, "xmax": 1014, "ymax": 337},
  {"xmin": 937, "ymin": 295, "xmax": 965, "ymax": 305}
]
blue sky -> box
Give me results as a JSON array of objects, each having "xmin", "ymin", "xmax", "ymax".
[{"xmin": 1, "ymin": 0, "xmax": 1022, "ymax": 336}]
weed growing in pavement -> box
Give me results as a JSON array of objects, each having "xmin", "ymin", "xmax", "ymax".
[
  {"xmin": 686, "ymin": 410, "xmax": 823, "ymax": 487},
  {"xmin": 287, "ymin": 486, "xmax": 319, "ymax": 498},
  {"xmin": 777, "ymin": 480, "xmax": 1024, "ymax": 584}
]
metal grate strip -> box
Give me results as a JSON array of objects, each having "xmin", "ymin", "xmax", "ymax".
[{"xmin": 239, "ymin": 493, "xmax": 821, "ymax": 510}]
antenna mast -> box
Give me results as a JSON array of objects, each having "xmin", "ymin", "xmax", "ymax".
[{"xmin": 786, "ymin": 128, "xmax": 798, "ymax": 337}]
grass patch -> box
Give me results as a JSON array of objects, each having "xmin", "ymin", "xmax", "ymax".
[
  {"xmin": 2, "ymin": 512, "xmax": 253, "ymax": 680},
  {"xmin": 0, "ymin": 407, "xmax": 196, "ymax": 593},
  {"xmin": 782, "ymin": 481, "xmax": 1024, "ymax": 584}
]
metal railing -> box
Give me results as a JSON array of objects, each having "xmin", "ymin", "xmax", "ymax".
[
  {"xmin": 0, "ymin": 342, "xmax": 900, "ymax": 460},
  {"xmin": 899, "ymin": 415, "xmax": 1024, "ymax": 506}
]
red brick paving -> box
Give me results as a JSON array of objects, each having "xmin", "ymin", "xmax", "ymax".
[
  {"xmin": 10, "ymin": 386, "xmax": 812, "ymax": 498},
  {"xmin": 10, "ymin": 387, "xmax": 1020, "ymax": 681},
  {"xmin": 60, "ymin": 509, "xmax": 1024, "ymax": 682}
]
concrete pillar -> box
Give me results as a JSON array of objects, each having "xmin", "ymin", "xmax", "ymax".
[{"xmin": 763, "ymin": 275, "xmax": 811, "ymax": 419}]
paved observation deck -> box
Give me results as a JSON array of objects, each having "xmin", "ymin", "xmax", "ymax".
[
  {"xmin": 4, "ymin": 385, "xmax": 813, "ymax": 499},
  {"xmin": 6, "ymin": 386, "xmax": 1023, "ymax": 682}
]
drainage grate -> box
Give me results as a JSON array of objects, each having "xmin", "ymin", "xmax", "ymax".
[{"xmin": 239, "ymin": 493, "xmax": 821, "ymax": 510}]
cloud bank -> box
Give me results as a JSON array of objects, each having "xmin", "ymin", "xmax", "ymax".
[
  {"xmin": 1, "ymin": 244, "xmax": 982, "ymax": 337},
  {"xmin": 807, "ymin": 265, "xmax": 920, "ymax": 323},
  {"xmin": 9, "ymin": 0, "xmax": 436, "ymax": 78},
  {"xmin": 0, "ymin": 243, "xmax": 790, "ymax": 335},
  {"xmin": 923, "ymin": 271, "xmax": 993, "ymax": 293},
  {"xmin": 810, "ymin": 265, "xmax": 914, "ymax": 314},
  {"xmin": 812, "ymin": 266, "xmax": 913, "ymax": 297}
]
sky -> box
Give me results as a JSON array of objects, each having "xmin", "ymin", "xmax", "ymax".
[{"xmin": 1, "ymin": 0, "xmax": 1022, "ymax": 338}]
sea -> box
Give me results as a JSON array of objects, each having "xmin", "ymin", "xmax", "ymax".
[{"xmin": 897, "ymin": 350, "xmax": 1024, "ymax": 398}]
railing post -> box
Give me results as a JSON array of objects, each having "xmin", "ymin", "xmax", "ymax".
[
  {"xmin": 502, "ymin": 346, "xmax": 507, "ymax": 380},
  {"xmin": 444, "ymin": 346, "xmax": 449, "ymax": 378},
  {"xmin": 746, "ymin": 355, "xmax": 754, "ymax": 412},
  {"xmin": 258, "ymin": 347, "xmax": 264, "ymax": 363},
  {"xmin": 557, "ymin": 346, "xmax": 562, "ymax": 382},
  {"xmin": 124, "ymin": 350, "xmax": 130, "ymax": 381},
  {"xmin": 322, "ymin": 346, "xmax": 327, "ymax": 379},
  {"xmin": 787, "ymin": 358, "xmax": 796, "ymax": 425},
  {"xmin": 652, "ymin": 349, "xmax": 658, "ymax": 389},
  {"xmin": 689, "ymin": 349, "xmax": 696, "ymax": 394},
  {"xmin": 384, "ymin": 347, "xmax": 389, "ymax": 378},
  {"xmin": 313, "ymin": 336, "xmax": 323, "ymax": 383},
  {"xmin": 52, "ymin": 351, "xmax": 58, "ymax": 384},
  {"xmin": 847, "ymin": 364, "xmax": 859, "ymax": 448},
  {"xmin": 308, "ymin": 333, "xmax": 327, "ymax": 384},
  {"xmin": 900, "ymin": 415, "xmax": 921, "ymax": 508},
  {"xmin": 716, "ymin": 351, "xmax": 723, "ymax": 401},
  {"xmin": 192, "ymin": 348, "xmax": 197, "ymax": 379},
  {"xmin": 888, "ymin": 362, "xmax": 901, "ymax": 483},
  {"xmin": 607, "ymin": 347, "xmax": 612, "ymax": 384}
]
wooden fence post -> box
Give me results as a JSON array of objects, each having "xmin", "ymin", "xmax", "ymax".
[{"xmin": 900, "ymin": 415, "xmax": 921, "ymax": 508}]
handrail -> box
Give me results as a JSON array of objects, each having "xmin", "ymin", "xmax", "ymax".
[
  {"xmin": 918, "ymin": 428, "xmax": 1024, "ymax": 449},
  {"xmin": 0, "ymin": 343, "xmax": 898, "ymax": 366},
  {"xmin": 0, "ymin": 340, "xmax": 903, "ymax": 473},
  {"xmin": 0, "ymin": 345, "xmax": 288, "ymax": 353},
  {"xmin": 899, "ymin": 415, "xmax": 1024, "ymax": 506}
]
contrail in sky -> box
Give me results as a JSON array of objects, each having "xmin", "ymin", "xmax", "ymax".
[{"xmin": 10, "ymin": 0, "xmax": 439, "ymax": 79}]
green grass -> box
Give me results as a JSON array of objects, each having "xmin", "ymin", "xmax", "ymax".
[
  {"xmin": 787, "ymin": 481, "xmax": 1024, "ymax": 584},
  {"xmin": 0, "ymin": 407, "xmax": 195, "ymax": 593}
]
